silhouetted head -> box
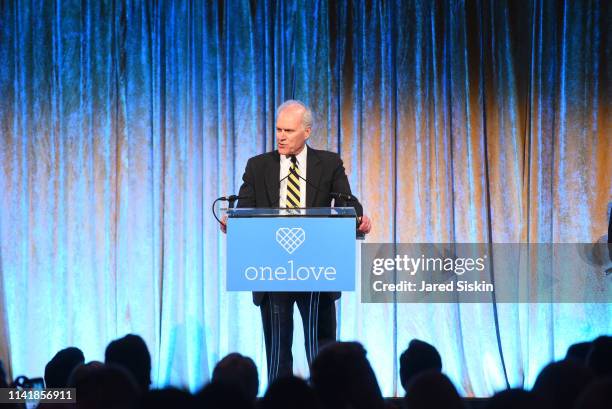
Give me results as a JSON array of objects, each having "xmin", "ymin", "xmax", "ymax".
[
  {"xmin": 532, "ymin": 360, "xmax": 594, "ymax": 409},
  {"xmin": 135, "ymin": 387, "xmax": 195, "ymax": 409},
  {"xmin": 105, "ymin": 334, "xmax": 151, "ymax": 392},
  {"xmin": 310, "ymin": 341, "xmax": 385, "ymax": 409},
  {"xmin": 67, "ymin": 361, "xmax": 104, "ymax": 387},
  {"xmin": 211, "ymin": 353, "xmax": 259, "ymax": 402},
  {"xmin": 44, "ymin": 347, "xmax": 85, "ymax": 388},
  {"xmin": 260, "ymin": 375, "xmax": 320, "ymax": 409},
  {"xmin": 403, "ymin": 371, "xmax": 465, "ymax": 409},
  {"xmin": 574, "ymin": 378, "xmax": 612, "ymax": 409},
  {"xmin": 195, "ymin": 381, "xmax": 253, "ymax": 409},
  {"xmin": 72, "ymin": 364, "xmax": 139, "ymax": 409},
  {"xmin": 587, "ymin": 335, "xmax": 612, "ymax": 378},
  {"xmin": 399, "ymin": 339, "xmax": 442, "ymax": 393},
  {"xmin": 484, "ymin": 388, "xmax": 541, "ymax": 409},
  {"xmin": 566, "ymin": 342, "xmax": 593, "ymax": 364}
]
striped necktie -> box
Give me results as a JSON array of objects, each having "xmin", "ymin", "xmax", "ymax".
[{"xmin": 286, "ymin": 155, "xmax": 300, "ymax": 208}]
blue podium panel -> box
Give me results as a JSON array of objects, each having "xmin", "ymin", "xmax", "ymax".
[{"xmin": 226, "ymin": 209, "xmax": 356, "ymax": 292}]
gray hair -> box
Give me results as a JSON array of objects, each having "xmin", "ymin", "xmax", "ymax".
[{"xmin": 276, "ymin": 99, "xmax": 313, "ymax": 130}]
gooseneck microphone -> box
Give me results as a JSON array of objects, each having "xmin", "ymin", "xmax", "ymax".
[
  {"xmin": 213, "ymin": 162, "xmax": 363, "ymax": 227},
  {"xmin": 268, "ymin": 167, "xmax": 360, "ymax": 212},
  {"xmin": 268, "ymin": 172, "xmax": 292, "ymax": 207},
  {"xmin": 288, "ymin": 167, "xmax": 362, "ymax": 215},
  {"xmin": 212, "ymin": 194, "xmax": 247, "ymax": 226}
]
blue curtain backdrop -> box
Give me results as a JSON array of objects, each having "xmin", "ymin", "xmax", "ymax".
[{"xmin": 0, "ymin": 0, "xmax": 610, "ymax": 396}]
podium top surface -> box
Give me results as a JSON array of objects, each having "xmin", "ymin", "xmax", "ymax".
[{"xmin": 226, "ymin": 207, "xmax": 357, "ymax": 218}]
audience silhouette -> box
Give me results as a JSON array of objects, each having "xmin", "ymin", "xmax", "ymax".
[
  {"xmin": 135, "ymin": 387, "xmax": 195, "ymax": 409},
  {"xmin": 260, "ymin": 375, "xmax": 321, "ymax": 409},
  {"xmin": 403, "ymin": 371, "xmax": 466, "ymax": 409},
  {"xmin": 586, "ymin": 335, "xmax": 612, "ymax": 378},
  {"xmin": 483, "ymin": 388, "xmax": 542, "ymax": 409},
  {"xmin": 44, "ymin": 347, "xmax": 85, "ymax": 388},
  {"xmin": 399, "ymin": 339, "xmax": 442, "ymax": 394},
  {"xmin": 211, "ymin": 352, "xmax": 259, "ymax": 403},
  {"xmin": 310, "ymin": 341, "xmax": 386, "ymax": 409},
  {"xmin": 71, "ymin": 364, "xmax": 139, "ymax": 409},
  {"xmin": 566, "ymin": 341, "xmax": 593, "ymax": 364},
  {"xmin": 105, "ymin": 334, "xmax": 152, "ymax": 393},
  {"xmin": 5, "ymin": 333, "xmax": 612, "ymax": 408},
  {"xmin": 532, "ymin": 360, "xmax": 594, "ymax": 409},
  {"xmin": 573, "ymin": 378, "xmax": 612, "ymax": 409},
  {"xmin": 67, "ymin": 360, "xmax": 104, "ymax": 387},
  {"xmin": 195, "ymin": 380, "xmax": 253, "ymax": 409}
]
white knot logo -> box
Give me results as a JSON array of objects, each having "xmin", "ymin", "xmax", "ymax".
[{"xmin": 276, "ymin": 227, "xmax": 306, "ymax": 254}]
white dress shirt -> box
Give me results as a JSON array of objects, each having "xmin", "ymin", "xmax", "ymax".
[{"xmin": 279, "ymin": 146, "xmax": 307, "ymax": 208}]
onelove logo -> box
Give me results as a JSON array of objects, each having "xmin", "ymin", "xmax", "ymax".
[
  {"xmin": 276, "ymin": 227, "xmax": 306, "ymax": 254},
  {"xmin": 243, "ymin": 227, "xmax": 337, "ymax": 282},
  {"xmin": 227, "ymin": 215, "xmax": 355, "ymax": 292}
]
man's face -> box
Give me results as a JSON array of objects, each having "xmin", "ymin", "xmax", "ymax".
[{"xmin": 276, "ymin": 105, "xmax": 311, "ymax": 156}]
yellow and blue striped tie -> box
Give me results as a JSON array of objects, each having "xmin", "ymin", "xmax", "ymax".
[{"xmin": 286, "ymin": 155, "xmax": 300, "ymax": 208}]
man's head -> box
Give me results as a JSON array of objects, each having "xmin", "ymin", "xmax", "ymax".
[
  {"xmin": 310, "ymin": 341, "xmax": 385, "ymax": 409},
  {"xmin": 261, "ymin": 375, "xmax": 320, "ymax": 409},
  {"xmin": 276, "ymin": 100, "xmax": 312, "ymax": 156},
  {"xmin": 399, "ymin": 339, "xmax": 442, "ymax": 392},
  {"xmin": 211, "ymin": 353, "xmax": 259, "ymax": 402},
  {"xmin": 532, "ymin": 360, "xmax": 594, "ymax": 409},
  {"xmin": 587, "ymin": 335, "xmax": 612, "ymax": 378},
  {"xmin": 71, "ymin": 364, "xmax": 140, "ymax": 409},
  {"xmin": 566, "ymin": 341, "xmax": 592, "ymax": 364},
  {"xmin": 105, "ymin": 334, "xmax": 151, "ymax": 393},
  {"xmin": 403, "ymin": 371, "xmax": 465, "ymax": 409},
  {"xmin": 44, "ymin": 347, "xmax": 85, "ymax": 388}
]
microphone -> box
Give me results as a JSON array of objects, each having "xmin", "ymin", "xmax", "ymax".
[
  {"xmin": 218, "ymin": 194, "xmax": 246, "ymax": 209},
  {"xmin": 217, "ymin": 194, "xmax": 245, "ymax": 202},
  {"xmin": 330, "ymin": 192, "xmax": 356, "ymax": 202},
  {"xmin": 287, "ymin": 167, "xmax": 363, "ymax": 217},
  {"xmin": 212, "ymin": 194, "xmax": 247, "ymax": 226},
  {"xmin": 268, "ymin": 172, "xmax": 292, "ymax": 207},
  {"xmin": 220, "ymin": 194, "xmax": 245, "ymax": 204}
]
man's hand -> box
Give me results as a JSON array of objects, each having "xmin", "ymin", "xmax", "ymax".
[
  {"xmin": 358, "ymin": 215, "xmax": 372, "ymax": 234},
  {"xmin": 220, "ymin": 214, "xmax": 228, "ymax": 234}
]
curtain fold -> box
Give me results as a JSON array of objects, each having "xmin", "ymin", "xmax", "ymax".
[{"xmin": 0, "ymin": 0, "xmax": 610, "ymax": 396}]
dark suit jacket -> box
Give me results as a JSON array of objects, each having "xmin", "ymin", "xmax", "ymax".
[{"xmin": 236, "ymin": 145, "xmax": 362, "ymax": 306}]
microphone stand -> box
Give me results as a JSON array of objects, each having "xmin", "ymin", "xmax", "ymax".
[{"xmin": 212, "ymin": 195, "xmax": 244, "ymax": 226}]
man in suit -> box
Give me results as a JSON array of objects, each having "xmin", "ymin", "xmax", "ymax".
[{"xmin": 222, "ymin": 100, "xmax": 371, "ymax": 381}]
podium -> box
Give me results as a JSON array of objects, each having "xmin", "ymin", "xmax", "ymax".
[{"xmin": 225, "ymin": 207, "xmax": 357, "ymax": 292}]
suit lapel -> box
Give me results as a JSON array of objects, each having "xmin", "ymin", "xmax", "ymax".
[
  {"xmin": 306, "ymin": 146, "xmax": 322, "ymax": 207},
  {"xmin": 265, "ymin": 151, "xmax": 281, "ymax": 206}
]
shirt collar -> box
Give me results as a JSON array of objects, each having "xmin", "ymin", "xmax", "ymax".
[{"xmin": 282, "ymin": 145, "xmax": 308, "ymax": 167}]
